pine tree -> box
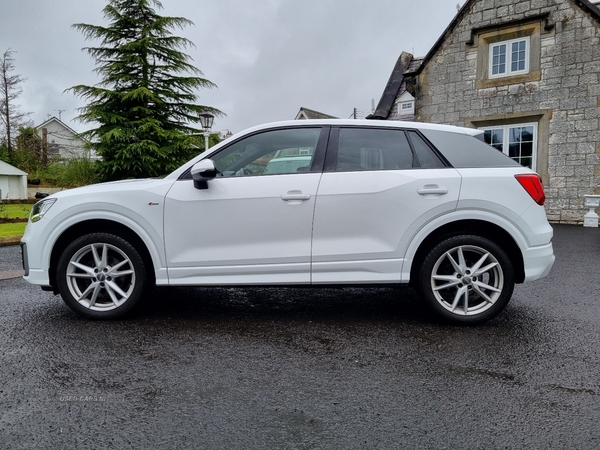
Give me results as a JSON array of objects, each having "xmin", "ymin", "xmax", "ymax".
[{"xmin": 68, "ymin": 0, "xmax": 221, "ymax": 180}]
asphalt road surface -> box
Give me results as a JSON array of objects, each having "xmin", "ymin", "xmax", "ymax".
[{"xmin": 1, "ymin": 224, "xmax": 599, "ymax": 449}]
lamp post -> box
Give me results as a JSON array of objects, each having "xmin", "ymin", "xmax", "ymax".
[{"xmin": 199, "ymin": 109, "xmax": 215, "ymax": 151}]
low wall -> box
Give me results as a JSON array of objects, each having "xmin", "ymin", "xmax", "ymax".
[{"xmin": 27, "ymin": 187, "xmax": 66, "ymax": 199}]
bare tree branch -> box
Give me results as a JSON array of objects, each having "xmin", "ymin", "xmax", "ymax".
[{"xmin": 0, "ymin": 48, "xmax": 32, "ymax": 162}]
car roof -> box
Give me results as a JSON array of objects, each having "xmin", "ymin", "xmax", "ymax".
[
  {"xmin": 237, "ymin": 119, "xmax": 483, "ymax": 138},
  {"xmin": 166, "ymin": 119, "xmax": 483, "ymax": 179}
]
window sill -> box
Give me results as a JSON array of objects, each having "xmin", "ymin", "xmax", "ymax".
[{"xmin": 476, "ymin": 70, "xmax": 541, "ymax": 89}]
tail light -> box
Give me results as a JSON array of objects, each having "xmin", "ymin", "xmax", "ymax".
[{"xmin": 515, "ymin": 174, "xmax": 545, "ymax": 206}]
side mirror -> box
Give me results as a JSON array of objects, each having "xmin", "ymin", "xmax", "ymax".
[{"xmin": 191, "ymin": 159, "xmax": 217, "ymax": 190}]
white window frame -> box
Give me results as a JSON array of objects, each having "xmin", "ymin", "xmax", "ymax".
[
  {"xmin": 479, "ymin": 123, "xmax": 538, "ymax": 170},
  {"xmin": 489, "ymin": 36, "xmax": 530, "ymax": 78},
  {"xmin": 396, "ymin": 92, "xmax": 415, "ymax": 115}
]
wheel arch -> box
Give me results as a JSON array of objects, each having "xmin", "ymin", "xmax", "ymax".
[
  {"xmin": 409, "ymin": 219, "xmax": 525, "ymax": 285},
  {"xmin": 48, "ymin": 219, "xmax": 157, "ymax": 292}
]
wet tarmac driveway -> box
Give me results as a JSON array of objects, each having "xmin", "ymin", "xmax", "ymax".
[{"xmin": 1, "ymin": 224, "xmax": 600, "ymax": 449}]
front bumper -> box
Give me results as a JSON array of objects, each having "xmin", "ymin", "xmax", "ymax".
[
  {"xmin": 20, "ymin": 239, "xmax": 51, "ymax": 288},
  {"xmin": 20, "ymin": 242, "xmax": 29, "ymax": 277}
]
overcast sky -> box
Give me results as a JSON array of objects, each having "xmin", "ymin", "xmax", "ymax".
[{"xmin": 0, "ymin": 0, "xmax": 459, "ymax": 135}]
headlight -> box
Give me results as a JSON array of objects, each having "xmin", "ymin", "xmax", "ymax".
[{"xmin": 30, "ymin": 198, "xmax": 57, "ymax": 223}]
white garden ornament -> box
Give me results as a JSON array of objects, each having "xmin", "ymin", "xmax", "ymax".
[{"xmin": 583, "ymin": 194, "xmax": 600, "ymax": 227}]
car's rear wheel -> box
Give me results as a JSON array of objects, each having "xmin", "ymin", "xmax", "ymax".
[
  {"xmin": 56, "ymin": 233, "xmax": 147, "ymax": 319},
  {"xmin": 416, "ymin": 235, "xmax": 514, "ymax": 324}
]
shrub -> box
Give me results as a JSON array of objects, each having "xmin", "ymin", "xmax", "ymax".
[{"xmin": 53, "ymin": 158, "xmax": 100, "ymax": 188}]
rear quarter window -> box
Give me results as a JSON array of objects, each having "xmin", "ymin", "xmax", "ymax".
[{"xmin": 420, "ymin": 129, "xmax": 520, "ymax": 168}]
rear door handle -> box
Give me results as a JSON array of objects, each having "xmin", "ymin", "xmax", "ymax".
[{"xmin": 417, "ymin": 185, "xmax": 448, "ymax": 196}]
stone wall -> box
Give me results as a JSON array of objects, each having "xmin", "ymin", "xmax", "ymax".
[
  {"xmin": 411, "ymin": 0, "xmax": 600, "ymax": 223},
  {"xmin": 26, "ymin": 187, "xmax": 65, "ymax": 199}
]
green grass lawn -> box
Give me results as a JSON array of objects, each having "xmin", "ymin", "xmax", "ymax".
[
  {"xmin": 1, "ymin": 204, "xmax": 33, "ymax": 219},
  {"xmin": 0, "ymin": 203, "xmax": 32, "ymax": 241},
  {"xmin": 0, "ymin": 222, "xmax": 27, "ymax": 239}
]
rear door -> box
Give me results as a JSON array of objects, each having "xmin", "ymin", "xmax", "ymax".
[{"xmin": 311, "ymin": 126, "xmax": 462, "ymax": 283}]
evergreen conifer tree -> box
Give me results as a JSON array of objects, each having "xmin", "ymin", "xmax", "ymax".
[{"xmin": 69, "ymin": 0, "xmax": 221, "ymax": 180}]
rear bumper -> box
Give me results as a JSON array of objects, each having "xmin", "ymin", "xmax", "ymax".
[{"xmin": 522, "ymin": 242, "xmax": 555, "ymax": 282}]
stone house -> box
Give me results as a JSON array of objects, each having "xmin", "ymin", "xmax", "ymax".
[{"xmin": 369, "ymin": 0, "xmax": 600, "ymax": 223}]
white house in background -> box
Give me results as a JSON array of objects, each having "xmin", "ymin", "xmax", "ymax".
[
  {"xmin": 0, "ymin": 160, "xmax": 27, "ymax": 200},
  {"xmin": 35, "ymin": 116, "xmax": 95, "ymax": 159}
]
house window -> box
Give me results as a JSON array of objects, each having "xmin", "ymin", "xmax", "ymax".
[
  {"xmin": 489, "ymin": 37, "xmax": 530, "ymax": 78},
  {"xmin": 480, "ymin": 123, "xmax": 537, "ymax": 169},
  {"xmin": 474, "ymin": 21, "xmax": 542, "ymax": 89},
  {"xmin": 395, "ymin": 92, "xmax": 415, "ymax": 116}
]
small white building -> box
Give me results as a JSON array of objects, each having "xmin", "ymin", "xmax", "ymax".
[
  {"xmin": 35, "ymin": 116, "xmax": 95, "ymax": 159},
  {"xmin": 0, "ymin": 160, "xmax": 28, "ymax": 200}
]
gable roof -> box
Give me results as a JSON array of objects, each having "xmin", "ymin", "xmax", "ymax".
[
  {"xmin": 397, "ymin": 91, "xmax": 415, "ymax": 102},
  {"xmin": 366, "ymin": 52, "xmax": 413, "ymax": 120},
  {"xmin": 295, "ymin": 107, "xmax": 338, "ymax": 120},
  {"xmin": 0, "ymin": 160, "xmax": 27, "ymax": 176},
  {"xmin": 35, "ymin": 116, "xmax": 80, "ymax": 137},
  {"xmin": 369, "ymin": 0, "xmax": 600, "ymax": 120},
  {"xmin": 367, "ymin": 52, "xmax": 421, "ymax": 120},
  {"xmin": 419, "ymin": 0, "xmax": 600, "ymax": 75}
]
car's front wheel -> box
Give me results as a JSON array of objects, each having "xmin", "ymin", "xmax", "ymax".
[
  {"xmin": 56, "ymin": 233, "xmax": 147, "ymax": 319},
  {"xmin": 416, "ymin": 235, "xmax": 515, "ymax": 324}
]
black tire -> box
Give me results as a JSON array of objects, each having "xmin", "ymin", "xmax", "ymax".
[
  {"xmin": 56, "ymin": 233, "xmax": 147, "ymax": 319},
  {"xmin": 416, "ymin": 235, "xmax": 515, "ymax": 325}
]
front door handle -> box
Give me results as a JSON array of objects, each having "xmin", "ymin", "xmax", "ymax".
[
  {"xmin": 417, "ymin": 185, "xmax": 448, "ymax": 196},
  {"xmin": 281, "ymin": 191, "xmax": 311, "ymax": 202}
]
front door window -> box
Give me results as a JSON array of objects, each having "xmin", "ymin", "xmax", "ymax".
[{"xmin": 211, "ymin": 128, "xmax": 321, "ymax": 176}]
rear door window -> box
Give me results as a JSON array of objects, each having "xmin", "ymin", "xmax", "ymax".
[
  {"xmin": 406, "ymin": 131, "xmax": 446, "ymax": 169},
  {"xmin": 330, "ymin": 127, "xmax": 445, "ymax": 171}
]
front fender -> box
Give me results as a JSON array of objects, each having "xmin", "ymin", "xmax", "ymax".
[{"xmin": 23, "ymin": 205, "xmax": 168, "ymax": 287}]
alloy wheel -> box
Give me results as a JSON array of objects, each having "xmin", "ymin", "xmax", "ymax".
[
  {"xmin": 430, "ymin": 244, "xmax": 504, "ymax": 316},
  {"xmin": 65, "ymin": 243, "xmax": 136, "ymax": 311}
]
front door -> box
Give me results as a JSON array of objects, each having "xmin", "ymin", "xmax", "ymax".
[{"xmin": 164, "ymin": 127, "xmax": 326, "ymax": 285}]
